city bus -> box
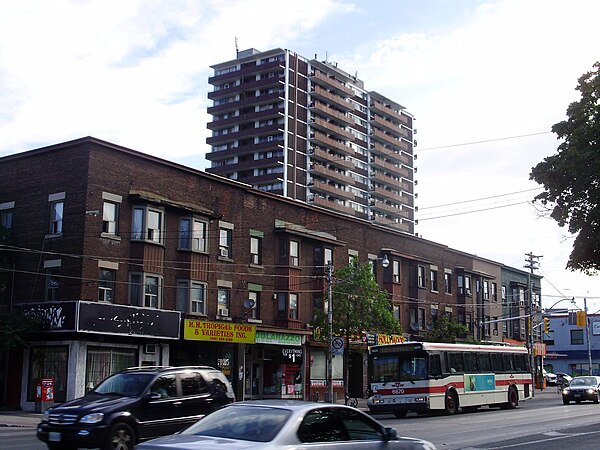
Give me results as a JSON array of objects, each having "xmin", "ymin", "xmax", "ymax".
[{"xmin": 367, "ymin": 342, "xmax": 532, "ymax": 417}]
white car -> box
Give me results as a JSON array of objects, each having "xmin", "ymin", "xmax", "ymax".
[
  {"xmin": 137, "ymin": 400, "xmax": 436, "ymax": 450},
  {"xmin": 543, "ymin": 369, "xmax": 557, "ymax": 385}
]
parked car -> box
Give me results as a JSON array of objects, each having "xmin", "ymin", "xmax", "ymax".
[
  {"xmin": 556, "ymin": 372, "xmax": 573, "ymax": 386},
  {"xmin": 37, "ymin": 366, "xmax": 235, "ymax": 450},
  {"xmin": 543, "ymin": 369, "xmax": 557, "ymax": 385},
  {"xmin": 137, "ymin": 400, "xmax": 437, "ymax": 450},
  {"xmin": 561, "ymin": 376, "xmax": 600, "ymax": 404}
]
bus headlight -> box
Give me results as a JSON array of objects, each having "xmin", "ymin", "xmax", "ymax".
[
  {"xmin": 414, "ymin": 396, "xmax": 427, "ymax": 403},
  {"xmin": 372, "ymin": 398, "xmax": 385, "ymax": 405}
]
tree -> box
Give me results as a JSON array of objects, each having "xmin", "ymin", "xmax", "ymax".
[
  {"xmin": 421, "ymin": 315, "xmax": 471, "ymax": 343},
  {"xmin": 530, "ymin": 61, "xmax": 600, "ymax": 274},
  {"xmin": 314, "ymin": 258, "xmax": 402, "ymax": 398}
]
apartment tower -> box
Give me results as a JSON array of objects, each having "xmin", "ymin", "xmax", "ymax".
[{"xmin": 206, "ymin": 48, "xmax": 416, "ymax": 233}]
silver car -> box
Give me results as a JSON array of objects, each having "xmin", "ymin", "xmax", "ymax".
[{"xmin": 137, "ymin": 400, "xmax": 436, "ymax": 450}]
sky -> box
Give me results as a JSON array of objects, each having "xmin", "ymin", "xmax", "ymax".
[{"xmin": 1, "ymin": 0, "xmax": 599, "ymax": 312}]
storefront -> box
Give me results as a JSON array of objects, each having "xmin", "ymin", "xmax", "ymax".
[{"xmin": 16, "ymin": 301, "xmax": 180, "ymax": 411}]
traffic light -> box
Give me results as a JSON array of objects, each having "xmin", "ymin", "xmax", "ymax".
[{"xmin": 544, "ymin": 317, "xmax": 550, "ymax": 333}]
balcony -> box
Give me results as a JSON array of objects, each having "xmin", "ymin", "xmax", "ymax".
[
  {"xmin": 310, "ymin": 195, "xmax": 361, "ymax": 216},
  {"xmin": 311, "ymin": 164, "xmax": 356, "ymax": 186},
  {"xmin": 310, "ymin": 180, "xmax": 356, "ymax": 201},
  {"xmin": 369, "ymin": 99, "xmax": 412, "ymax": 127},
  {"xmin": 309, "ymin": 131, "xmax": 353, "ymax": 156},
  {"xmin": 207, "ymin": 107, "xmax": 284, "ymax": 130},
  {"xmin": 309, "ymin": 146, "xmax": 354, "ymax": 170},
  {"xmin": 370, "ymin": 128, "xmax": 404, "ymax": 150},
  {"xmin": 310, "ymin": 85, "xmax": 353, "ymax": 112},
  {"xmin": 309, "ymin": 101, "xmax": 353, "ymax": 125},
  {"xmin": 310, "ymin": 70, "xmax": 355, "ymax": 96},
  {"xmin": 373, "ymin": 186, "xmax": 414, "ymax": 207},
  {"xmin": 309, "ymin": 115, "xmax": 354, "ymax": 140}
]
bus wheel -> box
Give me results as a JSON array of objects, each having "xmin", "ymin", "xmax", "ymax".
[
  {"xmin": 506, "ymin": 386, "xmax": 518, "ymax": 409},
  {"xmin": 393, "ymin": 410, "xmax": 407, "ymax": 418},
  {"xmin": 445, "ymin": 390, "xmax": 459, "ymax": 415}
]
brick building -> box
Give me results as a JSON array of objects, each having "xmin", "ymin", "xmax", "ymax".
[{"xmin": 0, "ymin": 137, "xmax": 536, "ymax": 410}]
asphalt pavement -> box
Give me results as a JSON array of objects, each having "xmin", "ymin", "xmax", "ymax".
[{"xmin": 0, "ymin": 387, "xmax": 558, "ymax": 428}]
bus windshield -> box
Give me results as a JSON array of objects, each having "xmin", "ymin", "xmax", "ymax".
[{"xmin": 371, "ymin": 354, "xmax": 428, "ymax": 382}]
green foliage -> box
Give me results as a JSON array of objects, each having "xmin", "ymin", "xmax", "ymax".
[
  {"xmin": 530, "ymin": 61, "xmax": 600, "ymax": 274},
  {"xmin": 0, "ymin": 311, "xmax": 39, "ymax": 349},
  {"xmin": 330, "ymin": 258, "xmax": 402, "ymax": 337},
  {"xmin": 422, "ymin": 315, "xmax": 470, "ymax": 343}
]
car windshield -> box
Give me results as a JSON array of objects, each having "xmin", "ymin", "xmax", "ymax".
[
  {"xmin": 570, "ymin": 377, "xmax": 597, "ymax": 387},
  {"xmin": 93, "ymin": 373, "xmax": 154, "ymax": 397},
  {"xmin": 182, "ymin": 405, "xmax": 292, "ymax": 442}
]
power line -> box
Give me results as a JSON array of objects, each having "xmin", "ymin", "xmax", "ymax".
[
  {"xmin": 416, "ymin": 131, "xmax": 552, "ymax": 152},
  {"xmin": 417, "ymin": 200, "xmax": 532, "ymax": 221},
  {"xmin": 419, "ymin": 188, "xmax": 542, "ymax": 211}
]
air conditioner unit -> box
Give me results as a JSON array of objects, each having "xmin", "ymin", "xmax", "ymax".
[
  {"xmin": 219, "ymin": 248, "xmax": 229, "ymax": 257},
  {"xmin": 219, "ymin": 308, "xmax": 229, "ymax": 317},
  {"xmin": 465, "ymin": 289, "xmax": 472, "ymax": 296},
  {"xmin": 144, "ymin": 344, "xmax": 157, "ymax": 354}
]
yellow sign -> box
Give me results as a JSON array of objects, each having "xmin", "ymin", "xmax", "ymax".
[
  {"xmin": 184, "ymin": 320, "xmax": 256, "ymax": 343},
  {"xmin": 376, "ymin": 334, "xmax": 405, "ymax": 345}
]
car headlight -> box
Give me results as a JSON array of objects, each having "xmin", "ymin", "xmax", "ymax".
[
  {"xmin": 80, "ymin": 412, "xmax": 104, "ymax": 424},
  {"xmin": 587, "ymin": 389, "xmax": 596, "ymax": 395},
  {"xmin": 43, "ymin": 410, "xmax": 51, "ymax": 421},
  {"xmin": 562, "ymin": 388, "xmax": 570, "ymax": 395}
]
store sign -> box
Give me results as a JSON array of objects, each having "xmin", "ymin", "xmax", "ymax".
[
  {"xmin": 256, "ymin": 331, "xmax": 302, "ymax": 346},
  {"xmin": 282, "ymin": 347, "xmax": 303, "ymax": 362},
  {"xmin": 373, "ymin": 334, "xmax": 405, "ymax": 345},
  {"xmin": 184, "ymin": 320, "xmax": 256, "ymax": 343}
]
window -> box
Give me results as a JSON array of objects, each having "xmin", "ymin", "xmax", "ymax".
[
  {"xmin": 417, "ymin": 265, "xmax": 426, "ymax": 288},
  {"xmin": 393, "ymin": 260, "xmax": 400, "ymax": 283},
  {"xmin": 444, "ymin": 270, "xmax": 452, "ymax": 294},
  {"xmin": 571, "ymin": 329, "xmax": 584, "ymax": 345},
  {"xmin": 150, "ymin": 375, "xmax": 177, "ymax": 398},
  {"xmin": 28, "ymin": 346, "xmax": 68, "ymax": 402},
  {"xmin": 248, "ymin": 290, "xmax": 260, "ymax": 319},
  {"xmin": 289, "ymin": 293, "xmax": 298, "ymax": 320},
  {"xmin": 102, "ymin": 201, "xmax": 119, "ymax": 235},
  {"xmin": 492, "ymin": 282, "xmax": 498, "ymax": 301},
  {"xmin": 289, "ymin": 240, "xmax": 299, "ymax": 266},
  {"xmin": 177, "ymin": 280, "xmax": 206, "ymax": 314},
  {"xmin": 98, "ymin": 269, "xmax": 116, "ymax": 302},
  {"xmin": 85, "ymin": 346, "xmax": 136, "ymax": 392},
  {"xmin": 483, "ymin": 280, "xmax": 489, "ymax": 300},
  {"xmin": 179, "ymin": 218, "xmax": 207, "ymax": 252},
  {"xmin": 250, "ymin": 235, "xmax": 262, "ymax": 265},
  {"xmin": 418, "ymin": 308, "xmax": 425, "ymax": 330},
  {"xmin": 430, "ymin": 268, "xmax": 438, "ymax": 292},
  {"xmin": 277, "ymin": 293, "xmax": 286, "ymax": 319},
  {"xmin": 458, "ymin": 274, "xmax": 471, "ymax": 295},
  {"xmin": 0, "ymin": 201, "xmax": 14, "ymax": 234},
  {"xmin": 219, "ymin": 222, "xmax": 234, "ymax": 258},
  {"xmin": 132, "ymin": 206, "xmax": 164, "ymax": 243},
  {"xmin": 180, "ymin": 371, "xmax": 209, "ymax": 396},
  {"xmin": 129, "ymin": 274, "xmax": 162, "ymax": 308},
  {"xmin": 49, "ymin": 200, "xmax": 64, "ymax": 235},
  {"xmin": 218, "ymin": 287, "xmax": 230, "ymax": 316},
  {"xmin": 502, "ymin": 285, "xmax": 507, "ymax": 303},
  {"xmin": 45, "ymin": 269, "xmax": 59, "ymax": 301}
]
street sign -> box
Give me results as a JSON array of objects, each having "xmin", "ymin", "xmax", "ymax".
[{"xmin": 331, "ymin": 337, "xmax": 344, "ymax": 355}]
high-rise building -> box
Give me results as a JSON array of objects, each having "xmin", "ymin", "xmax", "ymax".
[{"xmin": 206, "ymin": 48, "xmax": 416, "ymax": 233}]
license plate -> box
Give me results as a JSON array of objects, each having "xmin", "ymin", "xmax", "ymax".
[
  {"xmin": 49, "ymin": 432, "xmax": 61, "ymax": 442},
  {"xmin": 574, "ymin": 393, "xmax": 581, "ymax": 397}
]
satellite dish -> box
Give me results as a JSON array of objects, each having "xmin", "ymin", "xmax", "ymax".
[{"xmin": 243, "ymin": 298, "xmax": 256, "ymax": 309}]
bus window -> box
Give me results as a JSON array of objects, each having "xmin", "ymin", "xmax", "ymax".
[
  {"xmin": 477, "ymin": 353, "xmax": 491, "ymax": 372},
  {"xmin": 463, "ymin": 353, "xmax": 477, "ymax": 372},
  {"xmin": 371, "ymin": 356, "xmax": 399, "ymax": 383},
  {"xmin": 490, "ymin": 353, "xmax": 504, "ymax": 372},
  {"xmin": 429, "ymin": 354, "xmax": 442, "ymax": 377},
  {"xmin": 502, "ymin": 354, "xmax": 514, "ymax": 372},
  {"xmin": 513, "ymin": 354, "xmax": 527, "ymax": 372},
  {"xmin": 447, "ymin": 352, "xmax": 464, "ymax": 373}
]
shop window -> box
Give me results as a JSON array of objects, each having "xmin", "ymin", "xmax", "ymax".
[
  {"xmin": 28, "ymin": 346, "xmax": 68, "ymax": 402},
  {"xmin": 85, "ymin": 346, "xmax": 137, "ymax": 392}
]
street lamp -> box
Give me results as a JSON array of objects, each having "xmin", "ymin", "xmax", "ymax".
[{"xmin": 325, "ymin": 253, "xmax": 390, "ymax": 403}]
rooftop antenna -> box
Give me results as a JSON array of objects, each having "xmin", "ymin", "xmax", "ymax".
[{"xmin": 235, "ymin": 36, "xmax": 239, "ymax": 57}]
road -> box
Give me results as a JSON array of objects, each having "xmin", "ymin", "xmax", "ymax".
[
  {"xmin": 3, "ymin": 389, "xmax": 597, "ymax": 450},
  {"xmin": 377, "ymin": 389, "xmax": 600, "ymax": 449}
]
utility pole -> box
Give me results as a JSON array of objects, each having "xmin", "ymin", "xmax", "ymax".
[
  {"xmin": 326, "ymin": 261, "xmax": 334, "ymax": 403},
  {"xmin": 584, "ymin": 296, "xmax": 593, "ymax": 375},
  {"xmin": 524, "ymin": 252, "xmax": 542, "ymax": 395}
]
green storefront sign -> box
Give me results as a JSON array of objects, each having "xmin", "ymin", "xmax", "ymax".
[{"xmin": 256, "ymin": 331, "xmax": 302, "ymax": 346}]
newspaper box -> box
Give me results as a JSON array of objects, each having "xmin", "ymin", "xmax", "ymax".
[{"xmin": 35, "ymin": 378, "xmax": 54, "ymax": 412}]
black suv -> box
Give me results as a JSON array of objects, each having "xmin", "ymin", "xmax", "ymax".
[{"xmin": 36, "ymin": 366, "xmax": 235, "ymax": 450}]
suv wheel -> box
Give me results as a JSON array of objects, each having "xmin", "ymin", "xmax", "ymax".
[{"xmin": 103, "ymin": 422, "xmax": 135, "ymax": 450}]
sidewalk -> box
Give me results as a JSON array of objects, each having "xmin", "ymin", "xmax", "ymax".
[{"xmin": 0, "ymin": 410, "xmax": 42, "ymax": 428}]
